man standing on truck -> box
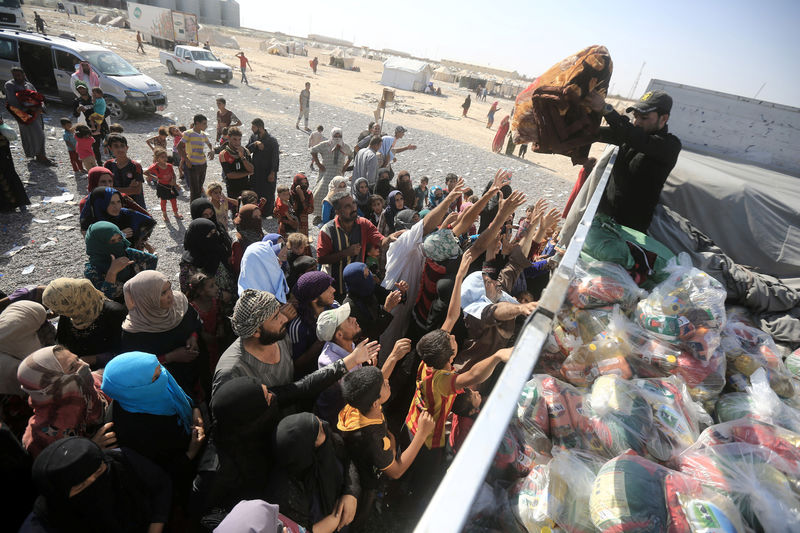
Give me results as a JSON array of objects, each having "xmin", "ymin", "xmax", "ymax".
[
  {"xmin": 136, "ymin": 31, "xmax": 145, "ymax": 54},
  {"xmin": 235, "ymin": 51, "xmax": 252, "ymax": 85},
  {"xmin": 587, "ymin": 90, "xmax": 682, "ymax": 233},
  {"xmin": 296, "ymin": 82, "xmax": 311, "ymax": 131}
]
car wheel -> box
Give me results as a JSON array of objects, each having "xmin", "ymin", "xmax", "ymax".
[
  {"xmin": 167, "ymin": 61, "xmax": 177, "ymax": 75},
  {"xmin": 222, "ymin": 78, "xmax": 230, "ymax": 84},
  {"xmin": 106, "ymin": 98, "xmax": 127, "ymax": 120},
  {"xmin": 196, "ymin": 70, "xmax": 206, "ymax": 82}
]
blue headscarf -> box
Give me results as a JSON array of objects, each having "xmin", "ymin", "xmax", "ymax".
[
  {"xmin": 238, "ymin": 241, "xmax": 290, "ymax": 302},
  {"xmin": 262, "ymin": 233, "xmax": 282, "ymax": 245},
  {"xmin": 428, "ymin": 186, "xmax": 444, "ymax": 207},
  {"xmin": 101, "ymin": 352, "xmax": 193, "ymax": 433},
  {"xmin": 343, "ymin": 262, "xmax": 375, "ymax": 298},
  {"xmin": 80, "ymin": 186, "xmax": 154, "ymax": 237}
]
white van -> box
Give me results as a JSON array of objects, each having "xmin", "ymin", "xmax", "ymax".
[
  {"xmin": 0, "ymin": 29, "xmax": 167, "ymax": 119},
  {"xmin": 0, "ymin": 0, "xmax": 25, "ymax": 31}
]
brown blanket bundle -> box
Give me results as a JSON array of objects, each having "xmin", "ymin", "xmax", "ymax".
[{"xmin": 511, "ymin": 45, "xmax": 613, "ymax": 165}]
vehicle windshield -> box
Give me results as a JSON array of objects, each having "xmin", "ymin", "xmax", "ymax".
[
  {"xmin": 83, "ymin": 50, "xmax": 139, "ymax": 76},
  {"xmin": 0, "ymin": 0, "xmax": 22, "ymax": 8},
  {"xmin": 191, "ymin": 50, "xmax": 219, "ymax": 61}
]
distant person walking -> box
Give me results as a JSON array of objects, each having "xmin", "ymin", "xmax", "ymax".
[
  {"xmin": 296, "ymin": 82, "xmax": 311, "ymax": 131},
  {"xmin": 136, "ymin": 31, "xmax": 145, "ymax": 54},
  {"xmin": 486, "ymin": 101, "xmax": 501, "ymax": 128},
  {"xmin": 461, "ymin": 95, "xmax": 471, "ymax": 117},
  {"xmin": 34, "ymin": 12, "xmax": 47, "ymax": 35},
  {"xmin": 236, "ymin": 51, "xmax": 252, "ymax": 85},
  {"xmin": 310, "ymin": 56, "xmax": 319, "ymax": 75}
]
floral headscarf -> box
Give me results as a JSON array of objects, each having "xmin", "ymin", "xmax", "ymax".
[{"xmin": 42, "ymin": 278, "xmax": 106, "ymax": 330}]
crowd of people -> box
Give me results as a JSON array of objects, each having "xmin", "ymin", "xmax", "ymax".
[{"xmin": 0, "ymin": 33, "xmax": 684, "ymax": 531}]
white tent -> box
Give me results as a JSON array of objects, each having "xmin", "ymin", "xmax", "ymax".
[
  {"xmin": 433, "ymin": 66, "xmax": 456, "ymax": 83},
  {"xmin": 380, "ymin": 57, "xmax": 432, "ymax": 92}
]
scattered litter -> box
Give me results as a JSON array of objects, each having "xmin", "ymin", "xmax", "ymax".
[
  {"xmin": 2, "ymin": 245, "xmax": 25, "ymax": 257},
  {"xmin": 56, "ymin": 225, "xmax": 75, "ymax": 231},
  {"xmin": 42, "ymin": 192, "xmax": 75, "ymax": 203},
  {"xmin": 32, "ymin": 218, "xmax": 50, "ymax": 224},
  {"xmin": 22, "ymin": 265, "xmax": 35, "ymax": 275},
  {"xmin": 55, "ymin": 213, "xmax": 74, "ymax": 220},
  {"xmin": 39, "ymin": 240, "xmax": 57, "ymax": 250}
]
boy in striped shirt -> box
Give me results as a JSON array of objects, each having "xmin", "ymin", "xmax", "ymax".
[{"xmin": 405, "ymin": 248, "xmax": 512, "ymax": 499}]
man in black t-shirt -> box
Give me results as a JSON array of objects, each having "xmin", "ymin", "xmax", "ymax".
[{"xmin": 218, "ymin": 127, "xmax": 254, "ymax": 200}]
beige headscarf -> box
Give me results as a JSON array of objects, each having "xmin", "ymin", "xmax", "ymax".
[
  {"xmin": 324, "ymin": 176, "xmax": 350, "ymax": 202},
  {"xmin": 121, "ymin": 271, "xmax": 188, "ymax": 334},
  {"xmin": 0, "ymin": 301, "xmax": 47, "ymax": 395},
  {"xmin": 42, "ymin": 278, "xmax": 106, "ymax": 330}
]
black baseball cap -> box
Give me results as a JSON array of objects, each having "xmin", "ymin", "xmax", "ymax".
[{"xmin": 626, "ymin": 90, "xmax": 673, "ymax": 115}]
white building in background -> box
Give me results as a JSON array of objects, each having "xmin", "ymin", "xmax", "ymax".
[{"xmin": 123, "ymin": 0, "xmax": 240, "ymax": 28}]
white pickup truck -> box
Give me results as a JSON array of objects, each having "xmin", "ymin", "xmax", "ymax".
[{"xmin": 159, "ymin": 45, "xmax": 233, "ymax": 83}]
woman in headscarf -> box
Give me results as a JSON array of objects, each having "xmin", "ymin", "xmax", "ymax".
[
  {"xmin": 22, "ymin": 436, "xmax": 172, "ymax": 533},
  {"xmin": 342, "ymin": 262, "xmax": 402, "ymax": 344},
  {"xmin": 237, "ymin": 241, "xmax": 290, "ymax": 303},
  {"xmin": 268, "ymin": 412, "xmax": 359, "ymax": 531},
  {"xmin": 375, "ymin": 167, "xmax": 395, "ymax": 200},
  {"xmin": 119, "ymin": 271, "xmax": 207, "ymax": 399},
  {"xmin": 42, "ymin": 278, "xmax": 127, "ymax": 368},
  {"xmin": 212, "ymin": 500, "xmax": 303, "ymax": 533},
  {"xmin": 190, "ymin": 197, "xmax": 233, "ymax": 253},
  {"xmin": 79, "ymin": 186, "xmax": 155, "ymax": 250},
  {"xmin": 395, "ymin": 171, "xmax": 415, "ymax": 210},
  {"xmin": 179, "ymin": 218, "xmax": 237, "ymax": 310},
  {"xmin": 83, "ymin": 221, "xmax": 158, "ymax": 303},
  {"xmin": 428, "ymin": 185, "xmax": 445, "ymax": 208},
  {"xmin": 101, "ymin": 352, "xmax": 205, "ymax": 498},
  {"xmin": 78, "ymin": 166, "xmax": 149, "ymax": 217},
  {"xmin": 17, "ymin": 346, "xmax": 108, "ymax": 458},
  {"xmin": 0, "ymin": 115, "xmax": 30, "ymax": 213},
  {"xmin": 492, "ymin": 115, "xmax": 510, "ymax": 153},
  {"xmin": 229, "ymin": 203, "xmax": 263, "ymax": 277},
  {"xmin": 287, "ymin": 255, "xmax": 318, "ymax": 290},
  {"xmin": 320, "ymin": 175, "xmax": 349, "ymax": 225},
  {"xmin": 0, "ymin": 301, "xmax": 47, "ymax": 396},
  {"xmin": 486, "ymin": 101, "xmax": 501, "ymax": 128},
  {"xmin": 378, "ymin": 189, "xmax": 404, "ymax": 235},
  {"xmin": 207, "ymin": 371, "xmax": 351, "ymax": 515},
  {"xmin": 290, "ymin": 172, "xmax": 314, "ymax": 237},
  {"xmin": 352, "ymin": 177, "xmax": 371, "ymax": 217}
]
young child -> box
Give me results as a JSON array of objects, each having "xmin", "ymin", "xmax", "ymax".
[
  {"xmin": 104, "ymin": 134, "xmax": 145, "ymax": 208},
  {"xmin": 273, "ymin": 184, "xmax": 299, "ymax": 238},
  {"xmin": 449, "ymin": 388, "xmax": 482, "ymax": 453},
  {"xmin": 215, "ymin": 97, "xmax": 241, "ymax": 142},
  {"xmin": 168, "ymin": 125, "xmax": 182, "ymax": 163},
  {"xmin": 206, "ymin": 181, "xmax": 237, "ymax": 229},
  {"xmin": 74, "ymin": 124, "xmax": 95, "ymax": 169},
  {"xmin": 365, "ymin": 242, "xmax": 381, "ymax": 279},
  {"xmin": 186, "ymin": 272, "xmax": 225, "ymax": 373},
  {"xmin": 414, "ymin": 176, "xmax": 429, "ymax": 210},
  {"xmin": 146, "ymin": 126, "xmax": 169, "ymax": 152},
  {"xmin": 91, "ymin": 87, "xmax": 106, "ymax": 117},
  {"xmin": 144, "ymin": 147, "xmax": 182, "ymax": 221},
  {"xmin": 308, "ymin": 125, "xmax": 324, "ymax": 169},
  {"xmin": 238, "ymin": 189, "xmax": 266, "ymax": 211},
  {"xmin": 60, "ymin": 118, "xmax": 83, "ymax": 174},
  {"xmin": 178, "ymin": 114, "xmax": 215, "ymax": 201},
  {"xmin": 105, "ymin": 123, "xmax": 124, "ymax": 162},
  {"xmin": 367, "ymin": 194, "xmax": 384, "ymax": 228},
  {"xmin": 286, "ymin": 232, "xmax": 311, "ymax": 263}
]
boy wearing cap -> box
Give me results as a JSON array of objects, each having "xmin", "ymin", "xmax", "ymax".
[
  {"xmin": 378, "ymin": 126, "xmax": 417, "ymax": 167},
  {"xmin": 587, "ymin": 90, "xmax": 682, "ymax": 233}
]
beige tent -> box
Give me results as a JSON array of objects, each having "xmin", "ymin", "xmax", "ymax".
[{"xmin": 433, "ymin": 66, "xmax": 456, "ymax": 83}]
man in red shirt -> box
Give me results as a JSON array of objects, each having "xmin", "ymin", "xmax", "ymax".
[
  {"xmin": 317, "ymin": 194, "xmax": 387, "ymax": 299},
  {"xmin": 235, "ymin": 51, "xmax": 252, "ymax": 85}
]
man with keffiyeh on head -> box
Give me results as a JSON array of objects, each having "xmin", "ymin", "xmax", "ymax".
[{"xmin": 310, "ymin": 127, "xmax": 352, "ymax": 222}]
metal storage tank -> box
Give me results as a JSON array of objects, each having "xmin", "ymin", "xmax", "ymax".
[
  {"xmin": 176, "ymin": 0, "xmax": 201, "ymax": 16},
  {"xmin": 151, "ymin": 0, "xmax": 178, "ymax": 10},
  {"xmin": 199, "ymin": 0, "xmax": 222, "ymax": 26},
  {"xmin": 220, "ymin": 0, "xmax": 240, "ymax": 28}
]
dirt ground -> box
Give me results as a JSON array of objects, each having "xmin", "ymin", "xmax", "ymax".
[{"xmin": 28, "ymin": 5, "xmax": 630, "ymax": 183}]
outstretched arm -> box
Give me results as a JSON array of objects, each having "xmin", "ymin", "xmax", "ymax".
[
  {"xmin": 422, "ymin": 178, "xmax": 465, "ymax": 236},
  {"xmin": 441, "ymin": 249, "xmax": 473, "ymax": 333},
  {"xmin": 451, "ymin": 169, "xmax": 511, "ymax": 237},
  {"xmin": 471, "ymin": 190, "xmax": 527, "ymax": 258}
]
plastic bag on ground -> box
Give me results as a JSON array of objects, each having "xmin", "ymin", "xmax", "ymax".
[
  {"xmin": 567, "ymin": 260, "xmax": 647, "ymax": 313},
  {"xmin": 722, "ymin": 320, "xmax": 797, "ymax": 399},
  {"xmin": 589, "ymin": 450, "xmax": 671, "ymax": 533},
  {"xmin": 715, "ymin": 368, "xmax": 800, "ymax": 433},
  {"xmin": 636, "ymin": 253, "xmax": 727, "ymax": 345}
]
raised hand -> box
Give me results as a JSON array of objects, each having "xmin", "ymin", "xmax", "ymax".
[{"xmin": 491, "ymin": 168, "xmax": 512, "ymax": 191}]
